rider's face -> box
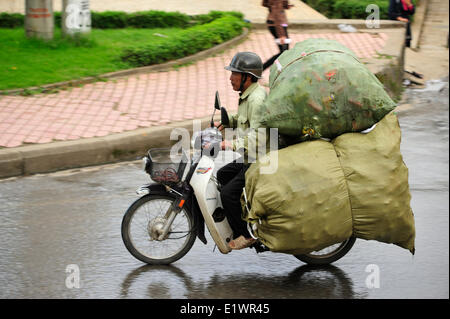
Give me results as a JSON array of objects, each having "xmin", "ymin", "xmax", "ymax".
[{"xmin": 230, "ymin": 72, "xmax": 242, "ymax": 91}]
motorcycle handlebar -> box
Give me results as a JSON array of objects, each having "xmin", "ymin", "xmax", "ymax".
[
  {"xmin": 203, "ymin": 141, "xmax": 221, "ymax": 158},
  {"xmin": 193, "ymin": 128, "xmax": 221, "ymax": 146}
]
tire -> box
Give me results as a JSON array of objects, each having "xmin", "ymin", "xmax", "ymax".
[
  {"xmin": 121, "ymin": 193, "xmax": 196, "ymax": 265},
  {"xmin": 294, "ymin": 236, "xmax": 356, "ymax": 265}
]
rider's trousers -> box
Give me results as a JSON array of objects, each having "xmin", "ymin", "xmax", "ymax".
[{"xmin": 217, "ymin": 161, "xmax": 251, "ymax": 239}]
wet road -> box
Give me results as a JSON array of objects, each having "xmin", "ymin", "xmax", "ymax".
[{"xmin": 0, "ymin": 80, "xmax": 448, "ymax": 299}]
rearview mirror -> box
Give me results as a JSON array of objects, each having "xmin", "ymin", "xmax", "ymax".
[{"xmin": 214, "ymin": 91, "xmax": 221, "ymax": 110}]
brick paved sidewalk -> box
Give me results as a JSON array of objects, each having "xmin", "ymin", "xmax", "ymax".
[{"xmin": 0, "ymin": 30, "xmax": 388, "ymax": 148}]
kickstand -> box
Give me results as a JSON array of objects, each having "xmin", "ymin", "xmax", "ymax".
[{"xmin": 212, "ymin": 244, "xmax": 217, "ymax": 252}]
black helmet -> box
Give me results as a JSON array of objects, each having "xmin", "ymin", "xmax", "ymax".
[{"xmin": 225, "ymin": 52, "xmax": 263, "ymax": 79}]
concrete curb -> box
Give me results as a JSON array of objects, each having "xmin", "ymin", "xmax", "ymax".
[
  {"xmin": 0, "ymin": 116, "xmax": 215, "ymax": 178},
  {"xmin": 0, "ymin": 28, "xmax": 250, "ymax": 96}
]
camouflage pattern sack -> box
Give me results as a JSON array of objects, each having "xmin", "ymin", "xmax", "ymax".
[{"xmin": 261, "ymin": 38, "xmax": 397, "ymax": 139}]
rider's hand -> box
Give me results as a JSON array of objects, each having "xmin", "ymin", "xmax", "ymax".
[
  {"xmin": 220, "ymin": 140, "xmax": 233, "ymax": 150},
  {"xmin": 397, "ymin": 17, "xmax": 409, "ymax": 22},
  {"xmin": 214, "ymin": 121, "xmax": 224, "ymax": 132}
]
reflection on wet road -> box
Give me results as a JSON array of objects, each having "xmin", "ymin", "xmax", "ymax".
[
  {"xmin": 120, "ymin": 264, "xmax": 358, "ymax": 299},
  {"xmin": 0, "ymin": 80, "xmax": 448, "ymax": 299}
]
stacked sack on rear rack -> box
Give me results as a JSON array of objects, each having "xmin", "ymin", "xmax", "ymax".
[
  {"xmin": 262, "ymin": 38, "xmax": 396, "ymax": 141},
  {"xmin": 241, "ymin": 39, "xmax": 415, "ymax": 255}
]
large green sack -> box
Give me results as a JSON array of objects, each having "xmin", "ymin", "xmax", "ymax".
[
  {"xmin": 333, "ymin": 112, "xmax": 415, "ymax": 252},
  {"xmin": 243, "ymin": 139, "xmax": 353, "ymax": 255},
  {"xmin": 243, "ymin": 112, "xmax": 415, "ymax": 255},
  {"xmin": 261, "ymin": 38, "xmax": 397, "ymax": 139}
]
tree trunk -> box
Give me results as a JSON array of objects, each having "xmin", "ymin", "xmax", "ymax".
[{"xmin": 25, "ymin": 0, "xmax": 54, "ymax": 40}]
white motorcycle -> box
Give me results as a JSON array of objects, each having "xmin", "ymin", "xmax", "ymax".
[{"xmin": 121, "ymin": 92, "xmax": 355, "ymax": 265}]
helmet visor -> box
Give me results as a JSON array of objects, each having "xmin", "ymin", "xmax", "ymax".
[{"xmin": 224, "ymin": 65, "xmax": 262, "ymax": 78}]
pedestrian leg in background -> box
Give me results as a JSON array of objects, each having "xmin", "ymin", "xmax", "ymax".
[
  {"xmin": 263, "ymin": 26, "xmax": 290, "ymax": 70},
  {"xmin": 406, "ymin": 21, "xmax": 412, "ymax": 48}
]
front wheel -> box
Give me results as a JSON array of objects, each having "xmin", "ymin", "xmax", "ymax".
[
  {"xmin": 121, "ymin": 194, "xmax": 196, "ymax": 265},
  {"xmin": 294, "ymin": 237, "xmax": 356, "ymax": 265}
]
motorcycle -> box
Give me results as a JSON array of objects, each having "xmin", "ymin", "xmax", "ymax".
[{"xmin": 121, "ymin": 91, "xmax": 356, "ymax": 265}]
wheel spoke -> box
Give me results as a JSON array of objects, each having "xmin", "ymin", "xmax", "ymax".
[{"xmin": 124, "ymin": 195, "xmax": 195, "ymax": 263}]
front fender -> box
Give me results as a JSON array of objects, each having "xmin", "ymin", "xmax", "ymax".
[
  {"xmin": 138, "ymin": 183, "xmax": 184, "ymax": 196},
  {"xmin": 145, "ymin": 183, "xmax": 167, "ymax": 194},
  {"xmin": 136, "ymin": 183, "xmax": 166, "ymax": 196}
]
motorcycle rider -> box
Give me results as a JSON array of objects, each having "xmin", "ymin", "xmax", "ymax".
[{"xmin": 214, "ymin": 52, "xmax": 268, "ymax": 250}]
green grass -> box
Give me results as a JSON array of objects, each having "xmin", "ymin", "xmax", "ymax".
[{"xmin": 0, "ymin": 27, "xmax": 184, "ymax": 90}]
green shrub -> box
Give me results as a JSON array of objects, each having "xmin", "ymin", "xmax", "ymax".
[
  {"xmin": 90, "ymin": 11, "xmax": 128, "ymax": 28},
  {"xmin": 190, "ymin": 11, "xmax": 244, "ymax": 26},
  {"xmin": 127, "ymin": 11, "xmax": 191, "ymax": 28},
  {"xmin": 304, "ymin": 0, "xmax": 396, "ymax": 19},
  {"xmin": 189, "ymin": 13, "xmax": 216, "ymax": 25},
  {"xmin": 0, "ymin": 12, "xmax": 24, "ymax": 27},
  {"xmin": 302, "ymin": 0, "xmax": 336, "ymax": 17},
  {"xmin": 0, "ymin": 10, "xmax": 243, "ymax": 29},
  {"xmin": 54, "ymin": 11, "xmax": 61, "ymax": 27},
  {"xmin": 121, "ymin": 16, "xmax": 247, "ymax": 67},
  {"xmin": 332, "ymin": 0, "xmax": 390, "ymax": 19}
]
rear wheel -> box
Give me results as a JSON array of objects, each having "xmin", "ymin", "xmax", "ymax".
[
  {"xmin": 294, "ymin": 237, "xmax": 356, "ymax": 265},
  {"xmin": 121, "ymin": 194, "xmax": 196, "ymax": 265}
]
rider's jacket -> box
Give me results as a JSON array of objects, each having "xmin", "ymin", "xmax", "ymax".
[{"xmin": 225, "ymin": 82, "xmax": 268, "ymax": 163}]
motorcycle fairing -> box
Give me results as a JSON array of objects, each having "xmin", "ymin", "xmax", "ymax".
[{"xmin": 190, "ymin": 155, "xmax": 233, "ymax": 254}]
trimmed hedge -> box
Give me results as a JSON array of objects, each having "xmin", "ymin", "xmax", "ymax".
[
  {"xmin": 121, "ymin": 16, "xmax": 247, "ymax": 67},
  {"xmin": 0, "ymin": 12, "xmax": 24, "ymax": 27},
  {"xmin": 302, "ymin": 0, "xmax": 336, "ymax": 18},
  {"xmin": 124, "ymin": 11, "xmax": 190, "ymax": 29},
  {"xmin": 332, "ymin": 0, "xmax": 390, "ymax": 20},
  {"xmin": 0, "ymin": 10, "xmax": 244, "ymax": 29},
  {"xmin": 88, "ymin": 10, "xmax": 192, "ymax": 29}
]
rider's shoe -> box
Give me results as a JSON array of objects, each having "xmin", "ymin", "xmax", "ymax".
[{"xmin": 229, "ymin": 236, "xmax": 256, "ymax": 250}]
